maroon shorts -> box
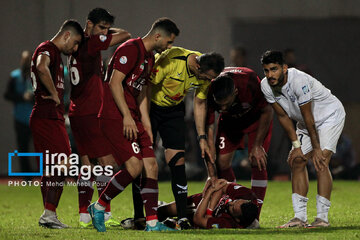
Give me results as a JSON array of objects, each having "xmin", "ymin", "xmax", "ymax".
[
  {"xmin": 216, "ymin": 118, "xmax": 273, "ymax": 155},
  {"xmin": 30, "ymin": 117, "xmax": 71, "ymax": 166},
  {"xmin": 99, "ymin": 118, "xmax": 155, "ymax": 165},
  {"xmin": 70, "ymin": 115, "xmax": 113, "ymax": 159}
]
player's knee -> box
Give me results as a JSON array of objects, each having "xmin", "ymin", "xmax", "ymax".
[
  {"xmin": 144, "ymin": 158, "xmax": 158, "ymax": 173},
  {"xmin": 291, "ymin": 157, "xmax": 307, "ymax": 169},
  {"xmin": 168, "ymin": 152, "xmax": 185, "ymax": 168},
  {"xmin": 218, "ymin": 158, "xmax": 232, "ymax": 170},
  {"xmin": 126, "ymin": 157, "xmax": 143, "ymax": 177}
]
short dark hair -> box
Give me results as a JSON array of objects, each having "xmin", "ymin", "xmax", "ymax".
[
  {"xmin": 150, "ymin": 17, "xmax": 180, "ymax": 36},
  {"xmin": 199, "ymin": 52, "xmax": 225, "ymax": 75},
  {"xmin": 60, "ymin": 19, "xmax": 84, "ymax": 41},
  {"xmin": 87, "ymin": 8, "xmax": 114, "ymax": 25},
  {"xmin": 260, "ymin": 50, "xmax": 284, "ymax": 65},
  {"xmin": 212, "ymin": 73, "xmax": 235, "ymax": 101},
  {"xmin": 238, "ymin": 202, "xmax": 258, "ymax": 228}
]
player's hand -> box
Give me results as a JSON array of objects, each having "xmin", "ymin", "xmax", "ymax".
[
  {"xmin": 213, "ymin": 179, "xmax": 227, "ymax": 192},
  {"xmin": 42, "ymin": 93, "xmax": 60, "ymax": 106},
  {"xmin": 311, "ymin": 148, "xmax": 326, "ymax": 172},
  {"xmin": 287, "ymin": 147, "xmax": 306, "ymax": 168},
  {"xmin": 249, "ymin": 145, "xmax": 267, "ymax": 171},
  {"xmin": 23, "ymin": 91, "xmax": 33, "ymax": 101},
  {"xmin": 200, "ymin": 139, "xmax": 214, "ymax": 164},
  {"xmin": 123, "ymin": 115, "xmax": 138, "ymax": 140}
]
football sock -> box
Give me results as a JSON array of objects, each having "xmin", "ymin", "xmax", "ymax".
[
  {"xmin": 95, "ymin": 201, "xmax": 106, "ymax": 211},
  {"xmin": 77, "ymin": 174, "xmax": 94, "ymax": 213},
  {"xmin": 98, "ymin": 169, "xmax": 133, "ymax": 206},
  {"xmin": 96, "ymin": 174, "xmax": 112, "ymax": 212},
  {"xmin": 218, "ymin": 167, "xmax": 236, "ymax": 182},
  {"xmin": 40, "ymin": 176, "xmax": 50, "ymax": 207},
  {"xmin": 251, "ymin": 167, "xmax": 268, "ymax": 217},
  {"xmin": 44, "ymin": 208, "xmax": 56, "ymax": 216},
  {"xmin": 292, "ymin": 193, "xmax": 308, "ymax": 222},
  {"xmin": 45, "ymin": 175, "xmax": 65, "ymax": 212},
  {"xmin": 132, "ymin": 176, "xmax": 145, "ymax": 219},
  {"xmin": 146, "ymin": 219, "xmax": 158, "ymax": 227},
  {"xmin": 141, "ymin": 177, "xmax": 159, "ymax": 221},
  {"xmin": 170, "ymin": 164, "xmax": 188, "ymax": 219},
  {"xmin": 316, "ymin": 194, "xmax": 331, "ymax": 222}
]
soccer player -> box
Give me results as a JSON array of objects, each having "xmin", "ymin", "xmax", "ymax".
[
  {"xmin": 67, "ymin": 8, "xmax": 130, "ymax": 228},
  {"xmin": 30, "ymin": 19, "xmax": 83, "ymax": 228},
  {"xmin": 157, "ymin": 178, "xmax": 261, "ymax": 229},
  {"xmin": 87, "ymin": 17, "xmax": 179, "ymax": 232},
  {"xmin": 138, "ymin": 48, "xmax": 224, "ymax": 229},
  {"xmin": 260, "ymin": 50, "xmax": 346, "ymax": 228},
  {"xmin": 205, "ymin": 67, "xmax": 273, "ymax": 217}
]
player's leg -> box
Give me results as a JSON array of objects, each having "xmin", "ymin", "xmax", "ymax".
[
  {"xmin": 77, "ymin": 155, "xmax": 95, "ymax": 228},
  {"xmin": 97, "ymin": 154, "xmax": 121, "ymax": 227},
  {"xmin": 217, "ymin": 151, "xmax": 236, "ymax": 182},
  {"xmin": 311, "ymin": 119, "xmax": 344, "ymax": 227},
  {"xmin": 89, "ymin": 156, "xmax": 143, "ymax": 232},
  {"xmin": 36, "ymin": 120, "xmax": 70, "ymax": 229},
  {"xmin": 279, "ymin": 129, "xmax": 310, "ymax": 228},
  {"xmin": 246, "ymin": 122, "xmax": 272, "ymax": 218}
]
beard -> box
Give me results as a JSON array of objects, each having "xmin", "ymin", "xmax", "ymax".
[{"xmin": 270, "ymin": 72, "xmax": 285, "ymax": 97}]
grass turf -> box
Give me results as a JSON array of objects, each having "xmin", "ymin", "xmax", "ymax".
[{"xmin": 0, "ymin": 180, "xmax": 359, "ymax": 240}]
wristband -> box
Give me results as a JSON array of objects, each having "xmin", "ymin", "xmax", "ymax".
[
  {"xmin": 206, "ymin": 208, "xmax": 213, "ymax": 216},
  {"xmin": 197, "ymin": 134, "xmax": 207, "ymax": 141},
  {"xmin": 292, "ymin": 140, "xmax": 301, "ymax": 148}
]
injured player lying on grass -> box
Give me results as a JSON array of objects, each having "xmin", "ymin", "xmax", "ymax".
[{"xmin": 122, "ymin": 179, "xmax": 261, "ymax": 229}]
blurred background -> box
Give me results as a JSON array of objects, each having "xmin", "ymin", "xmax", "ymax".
[{"xmin": 1, "ymin": 0, "xmax": 359, "ymax": 180}]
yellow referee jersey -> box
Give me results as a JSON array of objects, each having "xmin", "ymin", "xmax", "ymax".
[{"xmin": 150, "ymin": 47, "xmax": 210, "ymax": 107}]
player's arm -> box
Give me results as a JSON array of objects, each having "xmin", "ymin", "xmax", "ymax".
[
  {"xmin": 271, "ymin": 102, "xmax": 306, "ymax": 167},
  {"xmin": 108, "ymin": 28, "xmax": 131, "ymax": 47},
  {"xmin": 109, "ymin": 69, "xmax": 138, "ymax": 140},
  {"xmin": 205, "ymin": 123, "xmax": 217, "ymax": 182},
  {"xmin": 36, "ymin": 54, "xmax": 60, "ymax": 106},
  {"xmin": 138, "ymin": 84, "xmax": 153, "ymax": 143},
  {"xmin": 299, "ymin": 102, "xmax": 326, "ymax": 171},
  {"xmin": 194, "ymin": 180, "xmax": 227, "ymax": 228},
  {"xmin": 249, "ymin": 104, "xmax": 273, "ymax": 171},
  {"xmin": 194, "ymin": 96, "xmax": 214, "ymax": 163}
]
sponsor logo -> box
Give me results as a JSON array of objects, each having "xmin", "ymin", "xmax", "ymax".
[
  {"xmin": 40, "ymin": 51, "xmax": 50, "ymax": 57},
  {"xmin": 120, "ymin": 56, "xmax": 127, "ymax": 64},
  {"xmin": 176, "ymin": 184, "xmax": 188, "ymax": 190},
  {"xmin": 99, "ymin": 35, "xmax": 107, "ymax": 42},
  {"xmin": 302, "ymin": 85, "xmax": 309, "ymax": 94},
  {"xmin": 233, "ymin": 185, "xmax": 242, "ymax": 190},
  {"xmin": 140, "ymin": 63, "xmax": 144, "ymax": 70}
]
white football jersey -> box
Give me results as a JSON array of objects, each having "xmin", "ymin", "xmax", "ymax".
[{"xmin": 261, "ymin": 68, "xmax": 345, "ymax": 130}]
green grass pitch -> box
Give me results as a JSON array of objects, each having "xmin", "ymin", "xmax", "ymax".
[{"xmin": 1, "ymin": 180, "xmax": 359, "ymax": 240}]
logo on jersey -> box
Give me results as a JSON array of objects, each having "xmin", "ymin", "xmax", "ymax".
[
  {"xmin": 99, "ymin": 35, "xmax": 107, "ymax": 42},
  {"xmin": 40, "ymin": 51, "xmax": 50, "ymax": 57},
  {"xmin": 234, "ymin": 185, "xmax": 242, "ymax": 190},
  {"xmin": 140, "ymin": 63, "xmax": 145, "ymax": 70},
  {"xmin": 302, "ymin": 85, "xmax": 309, "ymax": 94},
  {"xmin": 120, "ymin": 56, "xmax": 127, "ymax": 64}
]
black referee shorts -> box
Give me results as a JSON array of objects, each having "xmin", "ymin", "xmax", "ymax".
[{"xmin": 150, "ymin": 101, "xmax": 185, "ymax": 150}]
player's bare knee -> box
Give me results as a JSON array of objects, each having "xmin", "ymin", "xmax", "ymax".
[{"xmin": 291, "ymin": 157, "xmax": 307, "ymax": 169}]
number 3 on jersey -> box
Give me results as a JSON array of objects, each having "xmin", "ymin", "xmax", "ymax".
[
  {"xmin": 68, "ymin": 57, "xmax": 80, "ymax": 85},
  {"xmin": 219, "ymin": 137, "xmax": 225, "ymax": 149}
]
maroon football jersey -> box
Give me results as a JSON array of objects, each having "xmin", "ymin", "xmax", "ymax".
[
  {"xmin": 30, "ymin": 41, "xmax": 65, "ymax": 120},
  {"xmin": 68, "ymin": 34, "xmax": 112, "ymax": 117},
  {"xmin": 206, "ymin": 183, "xmax": 259, "ymax": 229},
  {"xmin": 99, "ymin": 38, "xmax": 154, "ymax": 120},
  {"xmin": 207, "ymin": 67, "xmax": 268, "ymax": 128}
]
